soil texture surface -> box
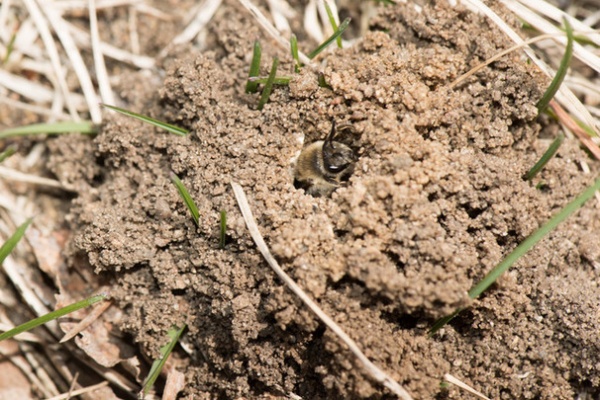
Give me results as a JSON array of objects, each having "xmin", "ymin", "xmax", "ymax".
[{"xmin": 42, "ymin": 1, "xmax": 600, "ymax": 399}]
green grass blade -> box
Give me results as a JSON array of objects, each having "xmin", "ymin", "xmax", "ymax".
[
  {"xmin": 318, "ymin": 73, "xmax": 332, "ymax": 89},
  {"xmin": 573, "ymin": 34, "xmax": 597, "ymax": 47},
  {"xmin": 3, "ymin": 29, "xmax": 17, "ymax": 65},
  {"xmin": 576, "ymin": 119, "xmax": 598, "ymax": 137},
  {"xmin": 430, "ymin": 176, "xmax": 600, "ymax": 335},
  {"xmin": 142, "ymin": 324, "xmax": 186, "ymax": 396},
  {"xmin": 0, "ymin": 122, "xmax": 97, "ymax": 139},
  {"xmin": 0, "ymin": 147, "xmax": 16, "ymax": 163},
  {"xmin": 246, "ymin": 41, "xmax": 262, "ymax": 93},
  {"xmin": 323, "ymin": 2, "xmax": 342, "ymax": 48},
  {"xmin": 308, "ymin": 18, "xmax": 351, "ymax": 59},
  {"xmin": 101, "ymin": 104, "xmax": 188, "ymax": 136},
  {"xmin": 219, "ymin": 210, "xmax": 227, "ymax": 249},
  {"xmin": 290, "ymin": 34, "xmax": 301, "ymax": 73},
  {"xmin": 524, "ymin": 132, "xmax": 565, "ymax": 180},
  {"xmin": 0, "ymin": 293, "xmax": 106, "ymax": 342},
  {"xmin": 248, "ymin": 76, "xmax": 291, "ymax": 85},
  {"xmin": 257, "ymin": 57, "xmax": 279, "ymax": 111},
  {"xmin": 170, "ymin": 174, "xmax": 200, "ymax": 226},
  {"xmin": 429, "ymin": 309, "xmax": 462, "ymax": 335},
  {"xmin": 537, "ymin": 18, "xmax": 573, "ymax": 113},
  {"xmin": 0, "ymin": 218, "xmax": 32, "ymax": 265}
]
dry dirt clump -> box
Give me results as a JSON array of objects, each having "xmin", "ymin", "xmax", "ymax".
[{"xmin": 47, "ymin": 1, "xmax": 600, "ymax": 399}]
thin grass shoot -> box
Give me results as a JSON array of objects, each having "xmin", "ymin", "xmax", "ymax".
[
  {"xmin": 290, "ymin": 34, "xmax": 301, "ymax": 73},
  {"xmin": 101, "ymin": 104, "xmax": 188, "ymax": 136},
  {"xmin": 170, "ymin": 174, "xmax": 200, "ymax": 226},
  {"xmin": 0, "ymin": 218, "xmax": 32, "ymax": 265},
  {"xmin": 0, "ymin": 147, "xmax": 16, "ymax": 163},
  {"xmin": 536, "ymin": 18, "xmax": 574, "ymax": 113},
  {"xmin": 2, "ymin": 28, "xmax": 17, "ymax": 65},
  {"xmin": 246, "ymin": 41, "xmax": 262, "ymax": 93},
  {"xmin": 248, "ymin": 76, "xmax": 291, "ymax": 85},
  {"xmin": 219, "ymin": 210, "xmax": 227, "ymax": 249},
  {"xmin": 318, "ymin": 73, "xmax": 332, "ymax": 89},
  {"xmin": 430, "ymin": 176, "xmax": 600, "ymax": 334},
  {"xmin": 524, "ymin": 132, "xmax": 565, "ymax": 180},
  {"xmin": 323, "ymin": 2, "xmax": 342, "ymax": 49},
  {"xmin": 141, "ymin": 324, "xmax": 186, "ymax": 397},
  {"xmin": 0, "ymin": 122, "xmax": 97, "ymax": 139},
  {"xmin": 257, "ymin": 57, "xmax": 279, "ymax": 111},
  {"xmin": 307, "ymin": 18, "xmax": 351, "ymax": 60},
  {"xmin": 0, "ymin": 293, "xmax": 107, "ymax": 342},
  {"xmin": 576, "ymin": 119, "xmax": 599, "ymax": 137}
]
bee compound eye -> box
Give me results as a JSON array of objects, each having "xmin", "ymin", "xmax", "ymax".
[{"xmin": 326, "ymin": 163, "xmax": 346, "ymax": 173}]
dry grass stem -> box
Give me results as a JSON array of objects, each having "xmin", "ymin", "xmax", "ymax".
[
  {"xmin": 89, "ymin": 0, "xmax": 115, "ymax": 105},
  {"xmin": 231, "ymin": 182, "xmax": 413, "ymax": 400},
  {"xmin": 515, "ymin": 0, "xmax": 600, "ymax": 46},
  {"xmin": 0, "ymin": 97, "xmax": 71, "ymax": 120},
  {"xmin": 444, "ymin": 373, "xmax": 491, "ymax": 400},
  {"xmin": 0, "ymin": 165, "xmax": 68, "ymax": 189},
  {"xmin": 504, "ymin": 1, "xmax": 600, "ymax": 75},
  {"xmin": 59, "ymin": 300, "xmax": 112, "ymax": 343},
  {"xmin": 6, "ymin": 345, "xmax": 57, "ymax": 398},
  {"xmin": 0, "ymin": 323, "xmax": 39, "ymax": 342},
  {"xmin": 159, "ymin": 0, "xmax": 222, "ymax": 58},
  {"xmin": 266, "ymin": 0, "xmax": 295, "ymax": 35},
  {"xmin": 550, "ymin": 100, "xmax": 600, "ymax": 160},
  {"xmin": 21, "ymin": 342, "xmax": 61, "ymax": 395},
  {"xmin": 318, "ymin": 0, "xmax": 340, "ymax": 37},
  {"xmin": 39, "ymin": 3, "xmax": 102, "ymax": 123},
  {"xmin": 3, "ymin": 256, "xmax": 56, "ymax": 331},
  {"xmin": 448, "ymin": 33, "xmax": 556, "ymax": 89},
  {"xmin": 45, "ymin": 381, "xmax": 110, "ymax": 400},
  {"xmin": 128, "ymin": 7, "xmax": 141, "ymax": 55},
  {"xmin": 304, "ymin": 0, "xmax": 324, "ymax": 44},
  {"xmin": 133, "ymin": 3, "xmax": 173, "ymax": 20},
  {"xmin": 52, "ymin": 0, "xmax": 141, "ymax": 12},
  {"xmin": 65, "ymin": 21, "xmax": 155, "ymax": 69},
  {"xmin": 238, "ymin": 0, "xmax": 312, "ymax": 65},
  {"xmin": 0, "ymin": 69, "xmax": 56, "ymax": 103},
  {"xmin": 22, "ymin": 0, "xmax": 79, "ymax": 120}
]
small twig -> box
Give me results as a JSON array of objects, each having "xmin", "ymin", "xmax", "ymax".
[
  {"xmin": 444, "ymin": 374, "xmax": 491, "ymax": 400},
  {"xmin": 231, "ymin": 182, "xmax": 413, "ymax": 400},
  {"xmin": 447, "ymin": 33, "xmax": 556, "ymax": 90}
]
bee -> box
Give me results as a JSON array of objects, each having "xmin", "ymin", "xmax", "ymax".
[{"xmin": 294, "ymin": 120, "xmax": 357, "ymax": 197}]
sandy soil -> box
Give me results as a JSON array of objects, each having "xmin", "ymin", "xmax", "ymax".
[{"xmin": 40, "ymin": 0, "xmax": 600, "ymax": 399}]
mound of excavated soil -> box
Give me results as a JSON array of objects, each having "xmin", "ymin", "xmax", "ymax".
[{"xmin": 48, "ymin": 1, "xmax": 600, "ymax": 398}]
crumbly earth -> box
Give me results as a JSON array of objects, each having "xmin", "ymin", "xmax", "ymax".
[{"xmin": 47, "ymin": 1, "xmax": 600, "ymax": 399}]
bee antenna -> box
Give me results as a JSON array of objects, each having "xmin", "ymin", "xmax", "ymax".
[{"xmin": 325, "ymin": 120, "xmax": 336, "ymax": 147}]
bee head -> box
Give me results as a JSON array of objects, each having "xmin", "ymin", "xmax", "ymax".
[{"xmin": 322, "ymin": 120, "xmax": 357, "ymax": 176}]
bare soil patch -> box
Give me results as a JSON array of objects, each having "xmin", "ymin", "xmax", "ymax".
[{"xmin": 21, "ymin": 0, "xmax": 600, "ymax": 399}]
